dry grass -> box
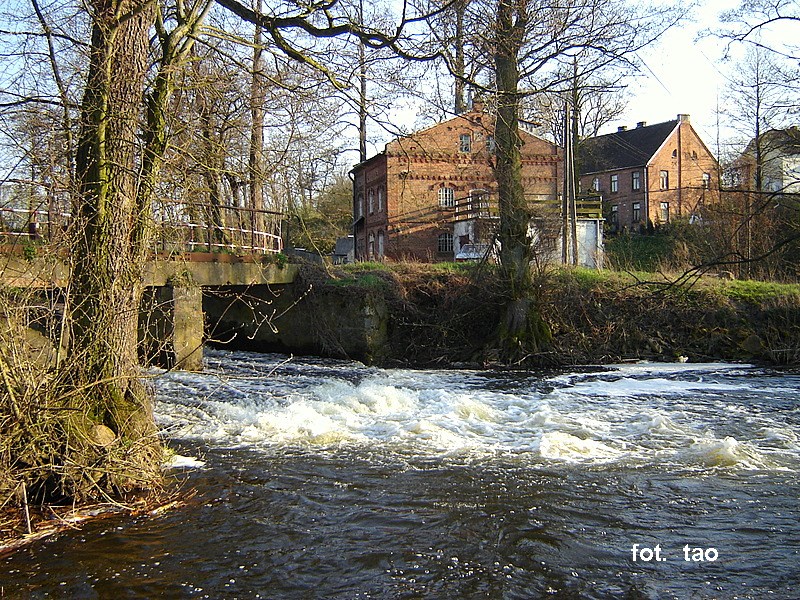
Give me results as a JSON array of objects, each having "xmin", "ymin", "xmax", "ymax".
[{"xmin": 1, "ymin": 289, "xmax": 167, "ymax": 544}]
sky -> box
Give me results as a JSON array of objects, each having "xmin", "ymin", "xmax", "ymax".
[
  {"xmin": 616, "ymin": 0, "xmax": 741, "ymax": 152},
  {"xmin": 374, "ymin": 1, "xmax": 750, "ymax": 159}
]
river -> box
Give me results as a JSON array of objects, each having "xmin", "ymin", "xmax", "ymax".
[{"xmin": 2, "ymin": 350, "xmax": 799, "ymax": 599}]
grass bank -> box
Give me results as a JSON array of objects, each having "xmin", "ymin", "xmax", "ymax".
[{"xmin": 304, "ymin": 262, "xmax": 800, "ymax": 366}]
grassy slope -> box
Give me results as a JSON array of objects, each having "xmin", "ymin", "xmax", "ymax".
[{"xmin": 318, "ymin": 262, "xmax": 800, "ymax": 366}]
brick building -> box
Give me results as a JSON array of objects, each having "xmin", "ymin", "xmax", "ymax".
[
  {"xmin": 579, "ymin": 115, "xmax": 719, "ymax": 232},
  {"xmin": 351, "ymin": 102, "xmax": 563, "ymax": 261}
]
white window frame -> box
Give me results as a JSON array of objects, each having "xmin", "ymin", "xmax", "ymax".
[
  {"xmin": 610, "ymin": 174, "xmax": 619, "ymax": 193},
  {"xmin": 459, "ymin": 133, "xmax": 472, "ymax": 153},
  {"xmin": 438, "ymin": 186, "xmax": 455, "ymax": 208},
  {"xmin": 438, "ymin": 232, "xmax": 454, "ymax": 253},
  {"xmin": 632, "ymin": 171, "xmax": 641, "ymax": 191},
  {"xmin": 632, "ymin": 202, "xmax": 641, "ymax": 223}
]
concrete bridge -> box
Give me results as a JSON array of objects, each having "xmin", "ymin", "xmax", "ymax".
[
  {"xmin": 0, "ymin": 251, "xmax": 298, "ymax": 371},
  {"xmin": 0, "ymin": 201, "xmax": 297, "ymax": 370}
]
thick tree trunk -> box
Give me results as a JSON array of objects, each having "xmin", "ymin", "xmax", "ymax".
[
  {"xmin": 494, "ymin": 0, "xmax": 551, "ymax": 360},
  {"xmin": 64, "ymin": 0, "xmax": 162, "ymax": 498}
]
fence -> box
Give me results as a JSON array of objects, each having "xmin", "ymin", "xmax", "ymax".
[{"xmin": 0, "ymin": 201, "xmax": 284, "ymax": 255}]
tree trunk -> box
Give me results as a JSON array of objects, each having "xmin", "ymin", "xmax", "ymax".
[
  {"xmin": 493, "ymin": 0, "xmax": 551, "ymax": 361},
  {"xmin": 250, "ymin": 0, "xmax": 266, "ymax": 235},
  {"xmin": 64, "ymin": 0, "xmax": 162, "ymax": 498}
]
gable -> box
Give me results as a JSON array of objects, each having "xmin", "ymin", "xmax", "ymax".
[{"xmin": 385, "ymin": 112, "xmax": 559, "ymax": 159}]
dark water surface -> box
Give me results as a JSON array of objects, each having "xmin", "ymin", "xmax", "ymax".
[{"xmin": 2, "ymin": 352, "xmax": 799, "ymax": 599}]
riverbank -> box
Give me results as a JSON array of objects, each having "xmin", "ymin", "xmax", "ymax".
[{"xmin": 218, "ymin": 262, "xmax": 800, "ymax": 367}]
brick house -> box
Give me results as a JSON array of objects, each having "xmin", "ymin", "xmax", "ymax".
[
  {"xmin": 579, "ymin": 115, "xmax": 719, "ymax": 232},
  {"xmin": 350, "ymin": 102, "xmax": 563, "ymax": 261}
]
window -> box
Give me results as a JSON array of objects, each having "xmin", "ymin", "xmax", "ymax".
[
  {"xmin": 438, "ymin": 232, "xmax": 454, "ymax": 253},
  {"xmin": 377, "ymin": 231, "xmax": 385, "ymax": 258},
  {"xmin": 368, "ymin": 232, "xmax": 375, "ymax": 259},
  {"xmin": 659, "ymin": 201, "xmax": 670, "ymax": 223},
  {"xmin": 356, "ymin": 193, "xmax": 364, "ymax": 218},
  {"xmin": 632, "ymin": 202, "xmax": 641, "ymax": 223},
  {"xmin": 702, "ymin": 173, "xmax": 711, "ymax": 189},
  {"xmin": 368, "ymin": 189, "xmax": 375, "ymax": 214},
  {"xmin": 632, "ymin": 171, "xmax": 641, "ymax": 191},
  {"xmin": 610, "ymin": 174, "xmax": 619, "ymax": 193},
  {"xmin": 671, "ymin": 149, "xmax": 678, "ymax": 158},
  {"xmin": 592, "ymin": 177, "xmax": 600, "ymax": 192},
  {"xmin": 438, "ymin": 186, "xmax": 455, "ymax": 208},
  {"xmin": 610, "ymin": 204, "xmax": 619, "ymax": 228},
  {"xmin": 486, "ymin": 135, "xmax": 496, "ymax": 154},
  {"xmin": 459, "ymin": 133, "xmax": 472, "ymax": 152},
  {"xmin": 692, "ymin": 150, "xmax": 698, "ymax": 160},
  {"xmin": 377, "ymin": 187, "xmax": 384, "ymax": 211},
  {"xmin": 660, "ymin": 170, "xmax": 669, "ymax": 190}
]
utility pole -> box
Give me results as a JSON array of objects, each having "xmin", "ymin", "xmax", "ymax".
[{"xmin": 562, "ymin": 60, "xmax": 579, "ymax": 265}]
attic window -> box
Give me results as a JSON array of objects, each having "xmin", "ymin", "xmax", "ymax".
[
  {"xmin": 660, "ymin": 170, "xmax": 669, "ymax": 190},
  {"xmin": 459, "ymin": 133, "xmax": 472, "ymax": 153},
  {"xmin": 702, "ymin": 173, "xmax": 711, "ymax": 189},
  {"xmin": 692, "ymin": 151, "xmax": 698, "ymax": 160},
  {"xmin": 672, "ymin": 149, "xmax": 678, "ymax": 158}
]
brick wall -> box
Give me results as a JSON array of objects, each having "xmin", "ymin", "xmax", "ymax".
[{"xmin": 353, "ymin": 108, "xmax": 562, "ymax": 261}]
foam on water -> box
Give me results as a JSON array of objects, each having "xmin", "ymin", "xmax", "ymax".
[{"xmin": 154, "ymin": 356, "xmax": 799, "ymax": 471}]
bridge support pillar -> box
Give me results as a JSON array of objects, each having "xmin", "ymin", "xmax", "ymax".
[{"xmin": 141, "ymin": 282, "xmax": 204, "ymax": 371}]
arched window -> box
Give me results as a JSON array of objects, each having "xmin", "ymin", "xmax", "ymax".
[
  {"xmin": 377, "ymin": 230, "xmax": 385, "ymax": 258},
  {"xmin": 438, "ymin": 187, "xmax": 455, "ymax": 208},
  {"xmin": 438, "ymin": 232, "xmax": 454, "ymax": 253},
  {"xmin": 368, "ymin": 232, "xmax": 375, "ymax": 259},
  {"xmin": 368, "ymin": 189, "xmax": 375, "ymax": 214},
  {"xmin": 377, "ymin": 187, "xmax": 384, "ymax": 212},
  {"xmin": 356, "ymin": 193, "xmax": 364, "ymax": 218}
]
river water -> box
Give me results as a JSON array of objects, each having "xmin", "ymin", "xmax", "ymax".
[{"xmin": 2, "ymin": 351, "xmax": 799, "ymax": 599}]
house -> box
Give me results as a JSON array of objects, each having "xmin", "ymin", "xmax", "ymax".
[
  {"xmin": 350, "ymin": 101, "xmax": 566, "ymax": 262},
  {"xmin": 732, "ymin": 127, "xmax": 800, "ymax": 194},
  {"xmin": 579, "ymin": 115, "xmax": 719, "ymax": 232}
]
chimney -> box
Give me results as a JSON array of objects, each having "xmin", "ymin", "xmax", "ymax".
[
  {"xmin": 637, "ymin": 121, "xmax": 647, "ymax": 128},
  {"xmin": 678, "ymin": 114, "xmax": 690, "ymax": 122},
  {"xmin": 617, "ymin": 126, "xmax": 628, "ymax": 132}
]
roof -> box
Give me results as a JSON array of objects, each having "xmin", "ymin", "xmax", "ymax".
[{"xmin": 579, "ymin": 120, "xmax": 678, "ymax": 174}]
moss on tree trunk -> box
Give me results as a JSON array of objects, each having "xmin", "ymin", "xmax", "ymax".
[{"xmin": 61, "ymin": 0, "xmax": 163, "ymax": 499}]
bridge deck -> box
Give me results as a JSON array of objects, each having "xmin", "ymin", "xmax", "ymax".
[{"xmin": 0, "ymin": 252, "xmax": 297, "ymax": 289}]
